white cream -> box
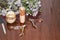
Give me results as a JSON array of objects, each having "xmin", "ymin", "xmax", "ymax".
[
  {"xmin": 6, "ymin": 11, "xmax": 16, "ymax": 23},
  {"xmin": 6, "ymin": 19, "xmax": 16, "ymax": 23},
  {"xmin": 20, "ymin": 15, "xmax": 25, "ymax": 23}
]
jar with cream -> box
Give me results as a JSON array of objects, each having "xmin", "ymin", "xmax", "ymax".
[{"xmin": 6, "ymin": 11, "xmax": 16, "ymax": 24}]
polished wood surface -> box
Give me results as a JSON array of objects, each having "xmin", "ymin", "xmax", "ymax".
[{"xmin": 0, "ymin": 0, "xmax": 60, "ymax": 40}]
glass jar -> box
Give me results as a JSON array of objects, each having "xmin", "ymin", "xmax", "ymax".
[{"xmin": 6, "ymin": 11, "xmax": 16, "ymax": 24}]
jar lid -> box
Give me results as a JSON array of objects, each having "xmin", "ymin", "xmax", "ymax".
[{"xmin": 6, "ymin": 11, "xmax": 16, "ymax": 18}]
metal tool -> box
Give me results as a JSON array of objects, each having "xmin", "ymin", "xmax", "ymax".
[
  {"xmin": 0, "ymin": 15, "xmax": 6, "ymax": 34},
  {"xmin": 9, "ymin": 25, "xmax": 26, "ymax": 36},
  {"xmin": 29, "ymin": 18, "xmax": 42, "ymax": 31},
  {"xmin": 2, "ymin": 23, "xmax": 6, "ymax": 34},
  {"xmin": 19, "ymin": 25, "xmax": 26, "ymax": 36},
  {"xmin": 29, "ymin": 19, "xmax": 38, "ymax": 28}
]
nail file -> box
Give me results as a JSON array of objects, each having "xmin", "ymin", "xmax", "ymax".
[
  {"xmin": 2, "ymin": 23, "xmax": 6, "ymax": 34},
  {"xmin": 0, "ymin": 14, "xmax": 6, "ymax": 35}
]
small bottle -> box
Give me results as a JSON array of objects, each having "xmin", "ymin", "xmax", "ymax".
[{"xmin": 19, "ymin": 7, "xmax": 25, "ymax": 25}]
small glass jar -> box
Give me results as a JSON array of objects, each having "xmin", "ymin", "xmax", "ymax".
[{"xmin": 6, "ymin": 11, "xmax": 16, "ymax": 24}]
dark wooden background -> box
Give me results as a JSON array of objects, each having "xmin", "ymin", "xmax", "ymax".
[{"xmin": 0, "ymin": 0, "xmax": 60, "ymax": 40}]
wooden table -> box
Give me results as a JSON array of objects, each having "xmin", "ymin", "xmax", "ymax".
[{"xmin": 0, "ymin": 0, "xmax": 60, "ymax": 40}]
